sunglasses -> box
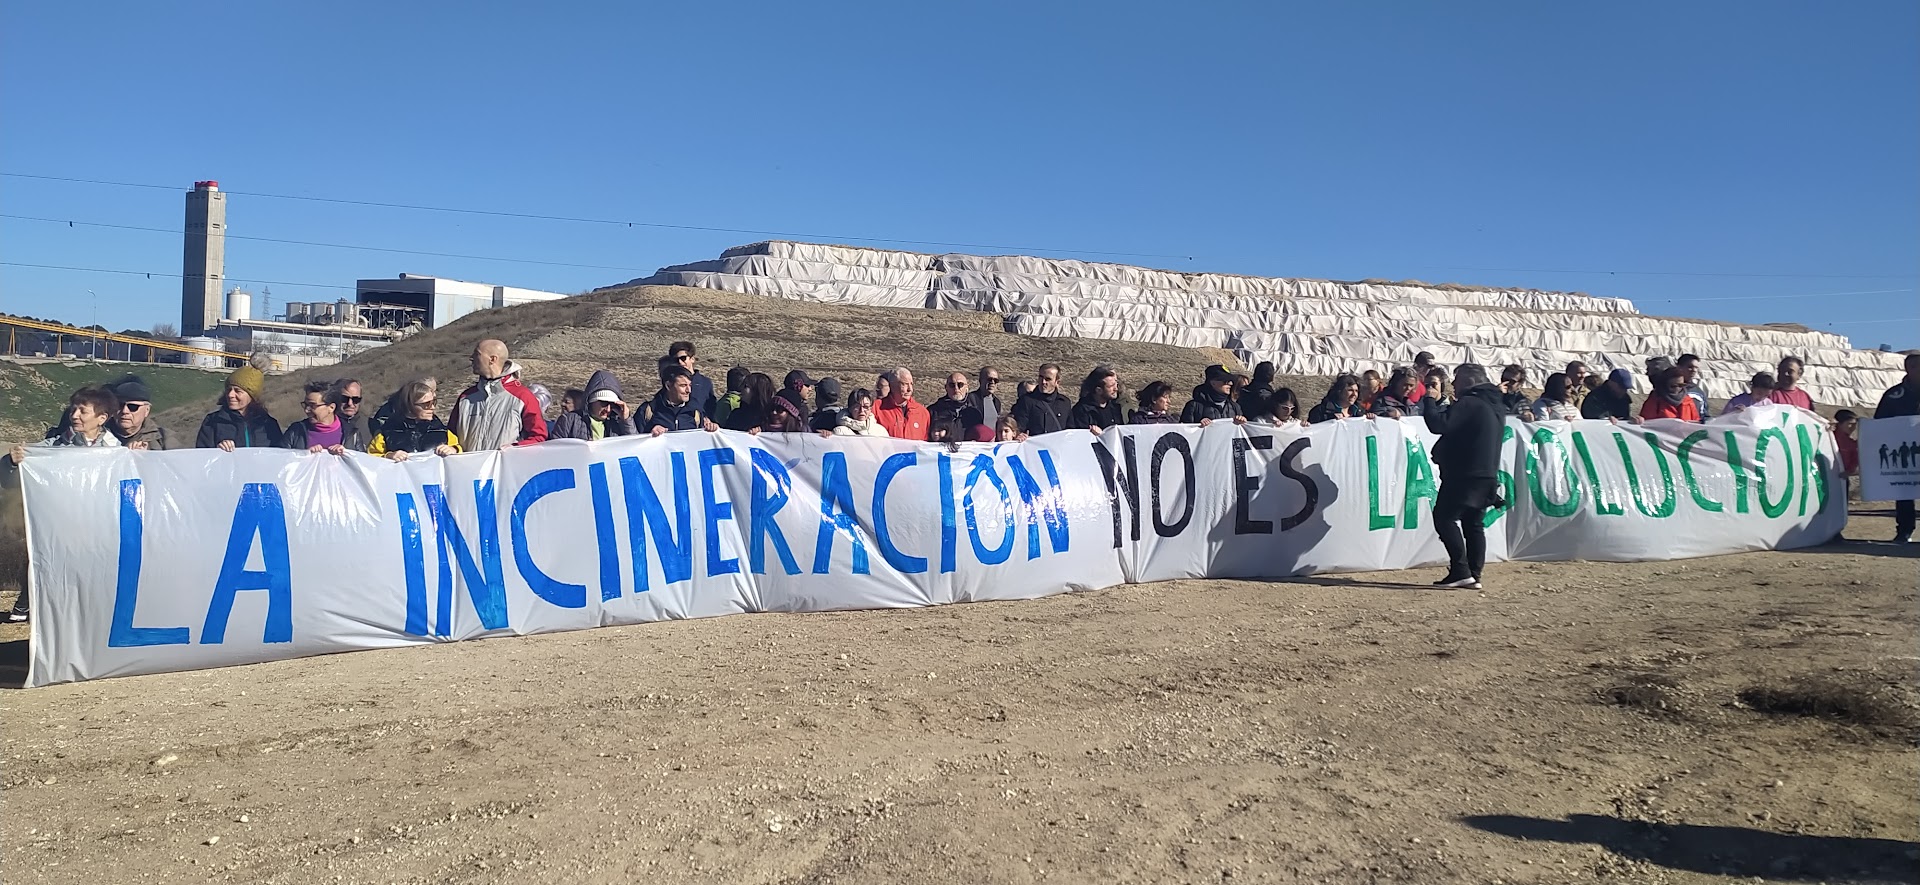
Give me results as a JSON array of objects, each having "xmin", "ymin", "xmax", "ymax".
[
  {"xmin": 121, "ymin": 402, "xmax": 148, "ymax": 412},
  {"xmin": 340, "ymin": 395, "xmax": 362, "ymax": 404},
  {"xmin": 948, "ymin": 380, "xmax": 967, "ymax": 387},
  {"xmin": 984, "ymin": 377, "xmax": 1000, "ymax": 384}
]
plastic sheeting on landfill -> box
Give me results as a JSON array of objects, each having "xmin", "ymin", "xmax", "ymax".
[
  {"xmin": 21, "ymin": 407, "xmax": 1841, "ymax": 686},
  {"xmin": 613, "ymin": 241, "xmax": 1902, "ymax": 408}
]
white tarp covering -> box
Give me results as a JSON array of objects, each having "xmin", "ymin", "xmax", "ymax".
[
  {"xmin": 21, "ymin": 408, "xmax": 1842, "ymax": 686},
  {"xmin": 616, "ymin": 241, "xmax": 1900, "ymax": 408}
]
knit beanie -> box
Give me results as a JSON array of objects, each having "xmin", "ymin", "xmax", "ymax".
[{"xmin": 228, "ymin": 357, "xmax": 268, "ymax": 400}]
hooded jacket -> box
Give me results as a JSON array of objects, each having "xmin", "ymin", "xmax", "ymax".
[
  {"xmin": 1423, "ymin": 383, "xmax": 1505, "ymax": 481},
  {"xmin": 1180, "ymin": 385, "xmax": 1241, "ymax": 423},
  {"xmin": 1308, "ymin": 399, "xmax": 1363, "ymax": 424},
  {"xmin": 1580, "ymin": 385, "xmax": 1634, "ymax": 421},
  {"xmin": 1368, "ymin": 392, "xmax": 1423, "ymax": 418},
  {"xmin": 1012, "ymin": 389, "xmax": 1074, "ymax": 435},
  {"xmin": 196, "ymin": 407, "xmax": 284, "ymax": 449},
  {"xmin": 548, "ymin": 370, "xmax": 637, "ymax": 441},
  {"xmin": 367, "ymin": 414, "xmax": 459, "ymax": 456}
]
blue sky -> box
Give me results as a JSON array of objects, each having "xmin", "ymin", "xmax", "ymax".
[{"xmin": 3, "ymin": 1, "xmax": 1915, "ymax": 348}]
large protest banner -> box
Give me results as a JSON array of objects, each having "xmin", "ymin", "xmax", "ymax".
[
  {"xmin": 1858, "ymin": 415, "xmax": 1920, "ymax": 502},
  {"xmin": 19, "ymin": 407, "xmax": 1841, "ymax": 687}
]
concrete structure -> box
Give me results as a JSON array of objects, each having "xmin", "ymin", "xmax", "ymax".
[
  {"xmin": 182, "ymin": 336, "xmax": 225, "ymax": 368},
  {"xmin": 354, "ymin": 274, "xmax": 570, "ymax": 329},
  {"xmin": 225, "ymin": 287, "xmax": 252, "ymax": 323},
  {"xmin": 181, "ymin": 181, "xmax": 226, "ymax": 336}
]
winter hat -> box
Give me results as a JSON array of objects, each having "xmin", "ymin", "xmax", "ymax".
[
  {"xmin": 228, "ymin": 355, "xmax": 271, "ymax": 400},
  {"xmin": 1205, "ymin": 364, "xmax": 1234, "ymax": 385},
  {"xmin": 816, "ymin": 377, "xmax": 843, "ymax": 402},
  {"xmin": 112, "ymin": 375, "xmax": 154, "ymax": 404}
]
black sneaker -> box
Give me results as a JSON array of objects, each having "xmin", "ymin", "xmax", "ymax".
[
  {"xmin": 1434, "ymin": 575, "xmax": 1480, "ymax": 590},
  {"xmin": 6, "ymin": 609, "xmax": 27, "ymax": 624},
  {"xmin": 1895, "ymin": 531, "xmax": 1914, "ymax": 544}
]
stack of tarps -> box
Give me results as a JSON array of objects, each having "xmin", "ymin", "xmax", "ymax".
[{"xmin": 619, "ymin": 241, "xmax": 1902, "ymax": 408}]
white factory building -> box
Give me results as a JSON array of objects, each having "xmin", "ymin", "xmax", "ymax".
[{"xmin": 353, "ymin": 274, "xmax": 571, "ymax": 330}]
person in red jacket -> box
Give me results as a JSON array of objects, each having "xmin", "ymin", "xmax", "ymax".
[
  {"xmin": 874, "ymin": 366, "xmax": 931, "ymax": 440},
  {"xmin": 1640, "ymin": 367, "xmax": 1702, "ymax": 422},
  {"xmin": 449, "ymin": 338, "xmax": 549, "ymax": 450}
]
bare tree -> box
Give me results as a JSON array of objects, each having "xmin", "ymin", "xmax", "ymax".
[{"xmin": 150, "ymin": 322, "xmax": 179, "ymax": 341}]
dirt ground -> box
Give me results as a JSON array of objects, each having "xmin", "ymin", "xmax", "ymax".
[{"xmin": 1, "ymin": 512, "xmax": 1914, "ymax": 885}]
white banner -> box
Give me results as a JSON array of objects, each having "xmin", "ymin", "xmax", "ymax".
[
  {"xmin": 20, "ymin": 408, "xmax": 1843, "ymax": 686},
  {"xmin": 1858, "ymin": 415, "xmax": 1920, "ymax": 502}
]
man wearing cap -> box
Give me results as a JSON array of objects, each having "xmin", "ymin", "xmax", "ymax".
[
  {"xmin": 1581, "ymin": 368, "xmax": 1637, "ymax": 421},
  {"xmin": 449, "ymin": 339, "xmax": 549, "ymax": 449},
  {"xmin": 109, "ymin": 375, "xmax": 173, "ymax": 450},
  {"xmin": 1180, "ymin": 365, "xmax": 1244, "ymax": 423},
  {"xmin": 874, "ymin": 367, "xmax": 931, "ymax": 440},
  {"xmin": 552, "ymin": 368, "xmax": 638, "ymax": 440},
  {"xmin": 809, "ymin": 377, "xmax": 846, "ymax": 433},
  {"xmin": 782, "ymin": 370, "xmax": 818, "ymax": 424}
]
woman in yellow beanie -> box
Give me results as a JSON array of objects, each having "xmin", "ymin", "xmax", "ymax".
[{"xmin": 195, "ymin": 354, "xmax": 284, "ymax": 450}]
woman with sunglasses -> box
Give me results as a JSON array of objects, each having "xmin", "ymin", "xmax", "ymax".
[
  {"xmin": 282, "ymin": 381, "xmax": 371, "ymax": 454},
  {"xmin": 367, "ymin": 379, "xmax": 460, "ymax": 461}
]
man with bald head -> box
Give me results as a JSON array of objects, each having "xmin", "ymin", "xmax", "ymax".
[{"xmin": 449, "ymin": 338, "xmax": 548, "ymax": 450}]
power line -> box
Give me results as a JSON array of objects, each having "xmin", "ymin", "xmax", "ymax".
[
  {"xmin": 0, "ymin": 260, "xmax": 357, "ymax": 292},
  {"xmin": 9, "ymin": 171, "xmax": 1917, "ymax": 280},
  {"xmin": 0, "ymin": 213, "xmax": 654, "ymax": 273},
  {"xmin": 1426, "ymin": 264, "xmax": 1915, "ymax": 281},
  {"xmin": 1643, "ymin": 287, "xmax": 1911, "ymax": 303},
  {"xmin": 0, "ymin": 172, "xmax": 1198, "ymax": 262}
]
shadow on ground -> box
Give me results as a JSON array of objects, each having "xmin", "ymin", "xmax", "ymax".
[
  {"xmin": 1463, "ymin": 812, "xmax": 1919, "ymax": 883},
  {"xmin": 0, "ymin": 638, "xmax": 26, "ymax": 689}
]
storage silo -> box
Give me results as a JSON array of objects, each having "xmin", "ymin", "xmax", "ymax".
[
  {"xmin": 226, "ymin": 288, "xmax": 252, "ymax": 322},
  {"xmin": 182, "ymin": 336, "xmax": 225, "ymax": 369}
]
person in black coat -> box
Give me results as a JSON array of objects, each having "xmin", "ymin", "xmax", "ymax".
[
  {"xmin": 1070, "ymin": 366, "xmax": 1125, "ymax": 431},
  {"xmin": 1011, "ymin": 363, "xmax": 1073, "ymax": 437},
  {"xmin": 1422, "ymin": 363, "xmax": 1507, "ymax": 589},
  {"xmin": 1876, "ymin": 353, "xmax": 1920, "ymax": 542},
  {"xmin": 1181, "ymin": 365, "xmax": 1244, "ymax": 424}
]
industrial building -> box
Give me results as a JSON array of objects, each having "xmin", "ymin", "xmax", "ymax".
[
  {"xmin": 353, "ymin": 274, "xmax": 570, "ymax": 329},
  {"xmin": 173, "ymin": 180, "xmax": 573, "ymax": 368}
]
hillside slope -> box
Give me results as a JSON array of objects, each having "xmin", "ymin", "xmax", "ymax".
[
  {"xmin": 0, "ymin": 360, "xmax": 228, "ymax": 444},
  {"xmin": 152, "ymin": 285, "xmax": 1244, "ymax": 439}
]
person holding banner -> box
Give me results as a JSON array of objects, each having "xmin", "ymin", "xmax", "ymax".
[
  {"xmin": 1309, "ymin": 374, "xmax": 1366, "ymax": 423},
  {"xmin": 1873, "ymin": 353, "xmax": 1920, "ymax": 543},
  {"xmin": 1182, "ymin": 365, "xmax": 1245, "ymax": 425},
  {"xmin": 1072, "ymin": 366, "xmax": 1125, "ymax": 432},
  {"xmin": 1639, "ymin": 368, "xmax": 1702, "ymax": 422},
  {"xmin": 366, "ymin": 380, "xmax": 459, "ymax": 461},
  {"xmin": 281, "ymin": 381, "xmax": 370, "ymax": 454},
  {"xmin": 1422, "ymin": 363, "xmax": 1506, "ymax": 590},
  {"xmin": 195, "ymin": 356, "xmax": 283, "ymax": 450}
]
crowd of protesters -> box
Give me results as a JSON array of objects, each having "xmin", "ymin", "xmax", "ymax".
[{"xmin": 4, "ymin": 340, "xmax": 1916, "ymax": 619}]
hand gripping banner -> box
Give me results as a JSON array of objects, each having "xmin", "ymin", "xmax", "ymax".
[{"xmin": 18, "ymin": 407, "xmax": 1842, "ymax": 686}]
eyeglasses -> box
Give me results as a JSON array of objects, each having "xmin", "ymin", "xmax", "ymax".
[
  {"xmin": 340, "ymin": 395, "xmax": 362, "ymax": 404},
  {"xmin": 301, "ymin": 401, "xmax": 326, "ymax": 411},
  {"xmin": 984, "ymin": 377, "xmax": 1000, "ymax": 384},
  {"xmin": 948, "ymin": 380, "xmax": 967, "ymax": 388},
  {"xmin": 121, "ymin": 402, "xmax": 148, "ymax": 412}
]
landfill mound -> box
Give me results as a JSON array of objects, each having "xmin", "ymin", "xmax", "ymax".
[{"xmin": 621, "ymin": 241, "xmax": 1903, "ymax": 408}]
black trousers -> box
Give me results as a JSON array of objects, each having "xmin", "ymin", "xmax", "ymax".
[
  {"xmin": 1433, "ymin": 477, "xmax": 1500, "ymax": 579},
  {"xmin": 1899, "ymin": 499, "xmax": 1916, "ymax": 535}
]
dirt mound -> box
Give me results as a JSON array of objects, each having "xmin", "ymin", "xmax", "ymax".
[{"xmin": 154, "ymin": 285, "xmax": 1247, "ymax": 437}]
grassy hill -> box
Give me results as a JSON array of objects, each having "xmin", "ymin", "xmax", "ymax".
[
  {"xmin": 152, "ymin": 285, "xmax": 1256, "ymax": 436},
  {"xmin": 0, "ymin": 359, "xmax": 230, "ymax": 444}
]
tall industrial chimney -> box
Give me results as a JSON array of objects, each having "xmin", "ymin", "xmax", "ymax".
[{"xmin": 181, "ymin": 180, "xmax": 226, "ymax": 336}]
